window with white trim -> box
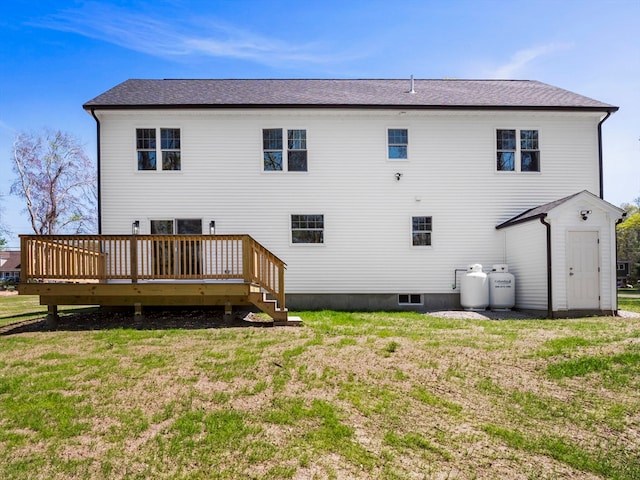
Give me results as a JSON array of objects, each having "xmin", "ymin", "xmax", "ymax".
[
  {"xmin": 388, "ymin": 128, "xmax": 408, "ymax": 160},
  {"xmin": 291, "ymin": 214, "xmax": 324, "ymax": 244},
  {"xmin": 136, "ymin": 128, "xmax": 181, "ymax": 171},
  {"xmin": 496, "ymin": 129, "xmax": 539, "ymax": 172},
  {"xmin": 263, "ymin": 128, "xmax": 307, "ymax": 171},
  {"xmin": 412, "ymin": 216, "xmax": 432, "ymax": 246}
]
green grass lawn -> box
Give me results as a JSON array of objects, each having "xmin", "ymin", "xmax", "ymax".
[
  {"xmin": 618, "ymin": 296, "xmax": 640, "ymax": 313},
  {"xmin": 1, "ymin": 297, "xmax": 639, "ymax": 479},
  {"xmin": 0, "ymin": 294, "xmax": 94, "ymax": 327}
]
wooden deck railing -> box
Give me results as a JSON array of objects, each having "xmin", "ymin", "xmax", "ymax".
[{"xmin": 20, "ymin": 234, "xmax": 286, "ymax": 308}]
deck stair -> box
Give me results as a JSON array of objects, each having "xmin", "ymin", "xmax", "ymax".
[{"xmin": 248, "ymin": 291, "xmax": 297, "ymax": 326}]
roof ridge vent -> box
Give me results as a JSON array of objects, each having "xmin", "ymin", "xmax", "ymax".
[{"xmin": 408, "ymin": 75, "xmax": 416, "ymax": 94}]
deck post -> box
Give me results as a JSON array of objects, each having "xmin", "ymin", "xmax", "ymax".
[
  {"xmin": 20, "ymin": 236, "xmax": 29, "ymax": 283},
  {"xmin": 242, "ymin": 235, "xmax": 253, "ymax": 283},
  {"xmin": 278, "ymin": 265, "xmax": 286, "ymax": 310},
  {"xmin": 130, "ymin": 236, "xmax": 138, "ymax": 283},
  {"xmin": 46, "ymin": 305, "xmax": 58, "ymax": 329}
]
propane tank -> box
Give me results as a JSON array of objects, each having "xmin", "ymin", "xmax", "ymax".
[
  {"xmin": 488, "ymin": 264, "xmax": 515, "ymax": 310},
  {"xmin": 460, "ymin": 264, "xmax": 489, "ymax": 311}
]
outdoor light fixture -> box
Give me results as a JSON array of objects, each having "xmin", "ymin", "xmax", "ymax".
[
  {"xmin": 580, "ymin": 210, "xmax": 592, "ymax": 221},
  {"xmin": 209, "ymin": 221, "xmax": 216, "ymax": 235},
  {"xmin": 132, "ymin": 220, "xmax": 140, "ymax": 234},
  {"xmin": 395, "ymin": 172, "xmax": 403, "ymax": 181}
]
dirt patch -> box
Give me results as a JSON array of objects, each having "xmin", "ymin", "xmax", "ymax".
[
  {"xmin": 428, "ymin": 308, "xmax": 640, "ymax": 320},
  {"xmin": 426, "ymin": 308, "xmax": 545, "ymax": 320},
  {"xmin": 0, "ymin": 306, "xmax": 270, "ymax": 335}
]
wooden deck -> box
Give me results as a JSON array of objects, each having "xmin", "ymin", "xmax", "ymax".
[{"xmin": 19, "ymin": 234, "xmax": 293, "ymax": 325}]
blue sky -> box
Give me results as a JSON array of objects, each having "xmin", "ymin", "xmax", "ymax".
[{"xmin": 1, "ymin": 0, "xmax": 638, "ymax": 247}]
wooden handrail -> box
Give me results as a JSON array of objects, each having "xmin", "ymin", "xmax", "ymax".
[
  {"xmin": 19, "ymin": 234, "xmax": 286, "ymax": 307},
  {"xmin": 244, "ymin": 235, "xmax": 286, "ymax": 309}
]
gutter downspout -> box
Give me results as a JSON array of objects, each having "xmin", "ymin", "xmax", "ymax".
[
  {"xmin": 540, "ymin": 215, "xmax": 553, "ymax": 319},
  {"xmin": 597, "ymin": 111, "xmax": 612, "ymax": 199},
  {"xmin": 90, "ymin": 109, "xmax": 102, "ymax": 234}
]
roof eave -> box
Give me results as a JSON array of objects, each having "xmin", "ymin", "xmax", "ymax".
[
  {"xmin": 496, "ymin": 213, "xmax": 547, "ymax": 230},
  {"xmin": 83, "ymin": 103, "xmax": 619, "ymax": 112}
]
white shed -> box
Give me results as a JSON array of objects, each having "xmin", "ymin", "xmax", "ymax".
[{"xmin": 497, "ymin": 190, "xmax": 625, "ymax": 317}]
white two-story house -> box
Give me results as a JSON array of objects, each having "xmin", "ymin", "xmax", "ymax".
[
  {"xmin": 84, "ymin": 78, "xmax": 626, "ymax": 315},
  {"xmin": 20, "ymin": 78, "xmax": 624, "ymax": 320}
]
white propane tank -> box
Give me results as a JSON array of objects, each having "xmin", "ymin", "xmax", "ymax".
[
  {"xmin": 488, "ymin": 264, "xmax": 515, "ymax": 310},
  {"xmin": 460, "ymin": 264, "xmax": 489, "ymax": 311}
]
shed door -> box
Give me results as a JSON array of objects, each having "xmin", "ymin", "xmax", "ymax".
[{"xmin": 567, "ymin": 231, "xmax": 599, "ymax": 309}]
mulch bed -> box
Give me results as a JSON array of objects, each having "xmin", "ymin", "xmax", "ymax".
[{"xmin": 0, "ymin": 307, "xmax": 271, "ymax": 335}]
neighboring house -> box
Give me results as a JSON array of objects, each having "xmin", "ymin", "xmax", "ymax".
[
  {"xmin": 21, "ymin": 79, "xmax": 625, "ymax": 318},
  {"xmin": 616, "ymin": 260, "xmax": 631, "ymax": 287},
  {"xmin": 0, "ymin": 251, "xmax": 21, "ymax": 281}
]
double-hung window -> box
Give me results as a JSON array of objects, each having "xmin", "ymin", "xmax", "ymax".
[
  {"xmin": 263, "ymin": 128, "xmax": 307, "ymax": 172},
  {"xmin": 161, "ymin": 128, "xmax": 181, "ymax": 170},
  {"xmin": 291, "ymin": 214, "xmax": 324, "ymax": 244},
  {"xmin": 136, "ymin": 128, "xmax": 181, "ymax": 171},
  {"xmin": 412, "ymin": 216, "xmax": 432, "ymax": 246},
  {"xmin": 388, "ymin": 128, "xmax": 408, "ymax": 160},
  {"xmin": 136, "ymin": 129, "xmax": 156, "ymax": 170},
  {"xmin": 496, "ymin": 129, "xmax": 539, "ymax": 172}
]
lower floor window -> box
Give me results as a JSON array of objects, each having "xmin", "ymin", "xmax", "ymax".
[
  {"xmin": 412, "ymin": 216, "xmax": 432, "ymax": 246},
  {"xmin": 150, "ymin": 219, "xmax": 202, "ymax": 234},
  {"xmin": 291, "ymin": 214, "xmax": 324, "ymax": 244},
  {"xmin": 399, "ymin": 294, "xmax": 422, "ymax": 305}
]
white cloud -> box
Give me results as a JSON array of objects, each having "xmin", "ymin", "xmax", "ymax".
[
  {"xmin": 30, "ymin": 2, "xmax": 350, "ymax": 67},
  {"xmin": 0, "ymin": 119, "xmax": 16, "ymax": 134},
  {"xmin": 490, "ymin": 43, "xmax": 573, "ymax": 79}
]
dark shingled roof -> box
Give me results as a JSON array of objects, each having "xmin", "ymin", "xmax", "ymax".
[
  {"xmin": 0, "ymin": 251, "xmax": 21, "ymax": 273},
  {"xmin": 496, "ymin": 190, "xmax": 600, "ymax": 229},
  {"xmin": 83, "ymin": 79, "xmax": 618, "ymax": 111}
]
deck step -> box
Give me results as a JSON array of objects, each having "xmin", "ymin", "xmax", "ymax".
[
  {"xmin": 274, "ymin": 315, "xmax": 302, "ymax": 327},
  {"xmin": 248, "ymin": 291, "xmax": 293, "ymax": 324}
]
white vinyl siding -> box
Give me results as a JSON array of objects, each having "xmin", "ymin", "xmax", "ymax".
[
  {"xmin": 502, "ymin": 221, "xmax": 548, "ymax": 310},
  {"xmin": 97, "ymin": 109, "xmax": 604, "ymax": 295}
]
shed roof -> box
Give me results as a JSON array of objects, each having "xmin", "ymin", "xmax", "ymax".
[
  {"xmin": 83, "ymin": 79, "xmax": 618, "ymax": 112},
  {"xmin": 496, "ymin": 190, "xmax": 623, "ymax": 229}
]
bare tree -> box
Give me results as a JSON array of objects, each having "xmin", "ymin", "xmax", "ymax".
[
  {"xmin": 11, "ymin": 129, "xmax": 97, "ymax": 235},
  {"xmin": 0, "ymin": 193, "xmax": 8, "ymax": 246}
]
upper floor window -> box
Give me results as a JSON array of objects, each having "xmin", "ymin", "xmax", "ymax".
[
  {"xmin": 263, "ymin": 128, "xmax": 307, "ymax": 172},
  {"xmin": 388, "ymin": 128, "xmax": 408, "ymax": 160},
  {"xmin": 161, "ymin": 128, "xmax": 181, "ymax": 170},
  {"xmin": 136, "ymin": 128, "xmax": 156, "ymax": 170},
  {"xmin": 412, "ymin": 216, "xmax": 432, "ymax": 246},
  {"xmin": 496, "ymin": 129, "xmax": 539, "ymax": 172},
  {"xmin": 291, "ymin": 214, "xmax": 324, "ymax": 244},
  {"xmin": 136, "ymin": 128, "xmax": 181, "ymax": 171}
]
